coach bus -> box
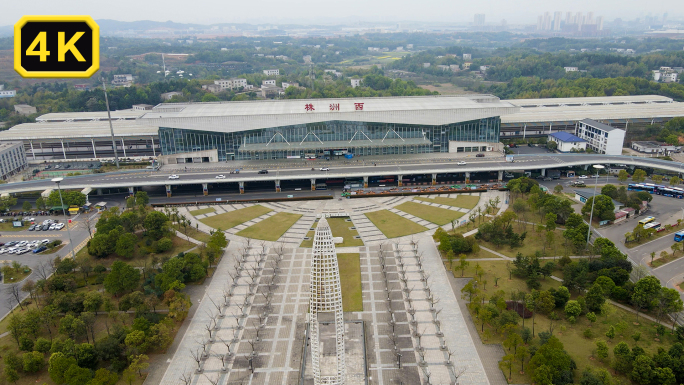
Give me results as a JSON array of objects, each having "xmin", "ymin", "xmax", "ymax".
[
  {"xmin": 638, "ymin": 216, "xmax": 655, "ymax": 226},
  {"xmin": 643, "ymin": 222, "xmax": 663, "ymax": 232},
  {"xmin": 628, "ymin": 183, "xmax": 657, "ymax": 193}
]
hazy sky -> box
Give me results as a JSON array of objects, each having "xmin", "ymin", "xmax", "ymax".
[{"xmin": 2, "ymin": 0, "xmax": 680, "ymax": 27}]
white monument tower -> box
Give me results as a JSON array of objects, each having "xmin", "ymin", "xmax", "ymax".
[{"xmin": 310, "ymin": 217, "xmax": 346, "ymax": 385}]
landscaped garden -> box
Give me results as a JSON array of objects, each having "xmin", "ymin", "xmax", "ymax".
[
  {"xmin": 395, "ymin": 201, "xmax": 464, "ymax": 225},
  {"xmin": 300, "ymin": 217, "xmax": 364, "ymax": 248},
  {"xmin": 365, "ymin": 210, "xmax": 427, "ymax": 238},
  {"xmin": 237, "ymin": 212, "xmax": 302, "ymax": 241},
  {"xmin": 188, "ymin": 207, "xmax": 215, "ymax": 216},
  {"xmin": 338, "ymin": 253, "xmax": 362, "ymax": 312},
  {"xmin": 414, "ymin": 194, "xmax": 480, "ymax": 209},
  {"xmin": 199, "ymin": 205, "xmax": 272, "ymax": 230}
]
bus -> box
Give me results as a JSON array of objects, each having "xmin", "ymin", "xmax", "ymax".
[
  {"xmin": 638, "ymin": 216, "xmax": 655, "ymax": 226},
  {"xmin": 675, "ymin": 231, "xmax": 684, "ymax": 242},
  {"xmin": 628, "ymin": 183, "xmax": 657, "ymax": 194},
  {"xmin": 644, "ymin": 222, "xmax": 662, "ymax": 232}
]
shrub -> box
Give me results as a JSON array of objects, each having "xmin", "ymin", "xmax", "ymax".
[
  {"xmin": 34, "ymin": 337, "xmax": 51, "ymax": 353},
  {"xmin": 19, "ymin": 336, "xmax": 34, "ymax": 352},
  {"xmin": 583, "ymin": 329, "xmax": 593, "ymax": 339},
  {"xmin": 22, "ymin": 351, "xmax": 44, "ymax": 373},
  {"xmin": 564, "ymin": 300, "xmax": 582, "ymax": 318},
  {"xmin": 156, "ymin": 237, "xmax": 173, "ymax": 253}
]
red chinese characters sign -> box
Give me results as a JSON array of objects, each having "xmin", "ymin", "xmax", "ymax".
[
  {"xmin": 354, "ymin": 103, "xmax": 364, "ymax": 111},
  {"xmin": 329, "ymin": 103, "xmax": 339, "ymax": 111},
  {"xmin": 305, "ymin": 103, "xmax": 315, "ymax": 111}
]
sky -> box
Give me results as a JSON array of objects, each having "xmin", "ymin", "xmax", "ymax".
[{"xmin": 1, "ymin": 0, "xmax": 680, "ymax": 27}]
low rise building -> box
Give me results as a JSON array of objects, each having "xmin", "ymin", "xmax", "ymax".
[
  {"xmin": 161, "ymin": 91, "xmax": 183, "ymax": 101},
  {"xmin": 13, "ymin": 104, "xmax": 36, "ymax": 115},
  {"xmin": 463, "ymin": 53, "xmax": 471, "ymax": 60},
  {"xmin": 0, "ymin": 142, "xmax": 27, "ymax": 181},
  {"xmin": 281, "ymin": 82, "xmax": 299, "ymax": 89},
  {"xmin": 547, "ymin": 132, "xmax": 587, "ymax": 152},
  {"xmin": 564, "ymin": 67, "xmax": 579, "ymax": 72},
  {"xmin": 575, "ymin": 119, "xmax": 625, "ymax": 155},
  {"xmin": 631, "ymin": 141, "xmax": 681, "ymax": 155},
  {"xmin": 132, "ymin": 104, "xmax": 153, "ymax": 111},
  {"xmin": 573, "ymin": 189, "xmax": 624, "ymax": 213},
  {"xmin": 262, "ymin": 80, "xmax": 276, "ymax": 87},
  {"xmin": 214, "ymin": 78, "xmax": 247, "ymax": 90},
  {"xmin": 0, "ymin": 85, "xmax": 15, "ymax": 98},
  {"xmin": 260, "ymin": 85, "xmax": 282, "ymax": 98},
  {"xmin": 423, "ymin": 63, "xmax": 431, "ymax": 68},
  {"xmin": 73, "ymin": 84, "xmax": 90, "ymax": 91},
  {"xmin": 263, "ymin": 69, "xmax": 279, "ymax": 76},
  {"xmin": 350, "ymin": 78, "xmax": 361, "ymax": 88},
  {"xmin": 112, "ymin": 74, "xmax": 133, "ymax": 87},
  {"xmin": 202, "ymin": 84, "xmax": 221, "ymax": 93}
]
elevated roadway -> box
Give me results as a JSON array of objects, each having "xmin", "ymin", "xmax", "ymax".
[{"xmin": 3, "ymin": 154, "xmax": 684, "ymax": 195}]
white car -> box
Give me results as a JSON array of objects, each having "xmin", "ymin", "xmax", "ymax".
[
  {"xmin": 457, "ymin": 161, "xmax": 467, "ymax": 166},
  {"xmin": 319, "ymin": 167, "xmax": 330, "ymax": 171},
  {"xmin": 215, "ymin": 175, "xmax": 226, "ymax": 179},
  {"xmin": 49, "ymin": 224, "xmax": 57, "ymax": 230},
  {"xmin": 591, "ymin": 174, "xmax": 600, "ymax": 178},
  {"xmin": 578, "ymin": 175, "xmax": 588, "ymax": 179},
  {"xmin": 41, "ymin": 239, "xmax": 50, "ymax": 244},
  {"xmin": 55, "ymin": 223, "xmax": 65, "ymax": 230},
  {"xmin": 168, "ymin": 175, "xmax": 180, "ymax": 180}
]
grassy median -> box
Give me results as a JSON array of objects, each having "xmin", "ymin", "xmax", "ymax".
[
  {"xmin": 237, "ymin": 212, "xmax": 302, "ymax": 241},
  {"xmin": 200, "ymin": 205, "xmax": 272, "ymax": 230},
  {"xmin": 414, "ymin": 194, "xmax": 480, "ymax": 209},
  {"xmin": 364, "ymin": 210, "xmax": 427, "ymax": 238},
  {"xmin": 395, "ymin": 201, "xmax": 465, "ymax": 225}
]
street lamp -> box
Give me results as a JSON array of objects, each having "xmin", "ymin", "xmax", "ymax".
[
  {"xmin": 586, "ymin": 164, "xmax": 605, "ymax": 247},
  {"xmin": 52, "ymin": 178, "xmax": 75, "ymax": 259}
]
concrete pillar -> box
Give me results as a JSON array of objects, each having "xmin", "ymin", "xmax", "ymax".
[
  {"xmin": 29, "ymin": 141, "xmax": 36, "ymax": 160},
  {"xmin": 128, "ymin": 187, "xmax": 134, "ymax": 196},
  {"xmin": 165, "ymin": 185, "xmax": 172, "ymax": 198},
  {"xmin": 465, "ymin": 172, "xmax": 470, "ymax": 183},
  {"xmin": 239, "ymin": 181, "xmax": 245, "ymax": 194},
  {"xmin": 363, "ymin": 176, "xmax": 368, "ymax": 188},
  {"xmin": 397, "ymin": 175, "xmax": 403, "ymax": 187},
  {"xmin": 202, "ymin": 183, "xmax": 208, "ymax": 196},
  {"xmin": 97, "ymin": 188, "xmax": 102, "ymax": 196},
  {"xmin": 121, "ymin": 138, "xmax": 127, "ymax": 157},
  {"xmin": 583, "ymin": 165, "xmax": 588, "ymax": 170},
  {"xmin": 541, "ymin": 169, "xmax": 546, "ymax": 176},
  {"xmin": 60, "ymin": 139, "xmax": 67, "ymax": 159},
  {"xmin": 150, "ymin": 136, "xmax": 156, "ymax": 157},
  {"xmin": 91, "ymin": 138, "xmax": 97, "ymax": 158},
  {"xmin": 311, "ymin": 178, "xmax": 316, "ymax": 191},
  {"xmin": 275, "ymin": 179, "xmax": 281, "ymax": 192},
  {"xmin": 498, "ymin": 170, "xmax": 503, "ymax": 181},
  {"xmin": 432, "ymin": 173, "xmax": 437, "ymax": 185}
]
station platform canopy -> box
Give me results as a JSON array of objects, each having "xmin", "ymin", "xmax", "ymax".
[{"xmin": 239, "ymin": 138, "xmax": 431, "ymax": 152}]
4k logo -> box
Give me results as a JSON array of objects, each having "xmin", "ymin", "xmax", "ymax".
[{"xmin": 14, "ymin": 15, "xmax": 99, "ymax": 78}]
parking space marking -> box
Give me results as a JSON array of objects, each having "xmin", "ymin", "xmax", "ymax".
[{"xmin": 1, "ymin": 234, "xmax": 61, "ymax": 238}]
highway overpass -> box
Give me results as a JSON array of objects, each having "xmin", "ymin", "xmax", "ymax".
[{"xmin": 2, "ymin": 154, "xmax": 684, "ymax": 197}]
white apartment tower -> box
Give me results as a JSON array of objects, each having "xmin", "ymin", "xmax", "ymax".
[
  {"xmin": 575, "ymin": 119, "xmax": 626, "ymax": 155},
  {"xmin": 554, "ymin": 11, "xmax": 562, "ymax": 31},
  {"xmin": 309, "ymin": 217, "xmax": 346, "ymax": 385}
]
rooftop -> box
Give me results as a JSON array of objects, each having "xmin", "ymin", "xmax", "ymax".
[
  {"xmin": 549, "ymin": 132, "xmax": 586, "ymax": 142},
  {"xmin": 36, "ymin": 109, "xmax": 144, "ymax": 122},
  {"xmin": 0, "ymin": 121, "xmax": 159, "ymax": 140},
  {"xmin": 573, "ymin": 189, "xmax": 622, "ymax": 207},
  {"xmin": 580, "ymin": 118, "xmax": 623, "ymax": 132}
]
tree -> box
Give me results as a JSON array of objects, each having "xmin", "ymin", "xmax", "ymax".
[
  {"xmin": 630, "ymin": 354, "xmax": 653, "ymax": 384},
  {"xmin": 631, "ymin": 276, "xmax": 661, "ymax": 321},
  {"xmin": 65, "ymin": 363, "xmax": 94, "ymax": 385},
  {"xmin": 0, "ymin": 196, "xmax": 18, "ymax": 211},
  {"xmin": 103, "ymin": 261, "xmax": 140, "ymax": 296},
  {"xmin": 554, "ymin": 184, "xmax": 563, "ymax": 194},
  {"xmin": 631, "ymin": 169, "xmax": 647, "ymax": 183},
  {"xmin": 585, "ymin": 283, "xmax": 605, "ymax": 313},
  {"xmin": 605, "ymin": 325, "xmax": 616, "ymax": 339},
  {"xmin": 129, "ymin": 354, "xmax": 149, "ymax": 377},
  {"xmin": 596, "ymin": 340, "xmax": 609, "ymax": 362},
  {"xmin": 143, "ymin": 211, "xmax": 169, "ymax": 240},
  {"xmin": 83, "ymin": 291, "xmax": 104, "ymax": 314},
  {"xmin": 46, "ymin": 190, "xmax": 86, "ymax": 207},
  {"xmin": 612, "ymin": 341, "xmax": 632, "ymax": 374},
  {"xmin": 670, "ymin": 176, "xmax": 681, "ymax": 186},
  {"xmin": 564, "ymin": 300, "xmax": 582, "ymax": 318},
  {"xmin": 36, "ymin": 196, "xmax": 46, "ymax": 210},
  {"xmin": 88, "ymin": 368, "xmax": 119, "ymax": 385},
  {"xmin": 581, "ymin": 195, "xmax": 616, "ymax": 221},
  {"xmin": 134, "ymin": 191, "xmax": 149, "ymax": 206},
  {"xmin": 617, "ymin": 169, "xmax": 629, "ymax": 184},
  {"xmin": 115, "ymin": 233, "xmax": 137, "ymax": 259},
  {"xmin": 500, "ymin": 354, "xmax": 515, "ymax": 381},
  {"xmin": 600, "ymin": 184, "xmax": 618, "ymax": 199},
  {"xmin": 23, "ymin": 351, "xmax": 45, "ymax": 373},
  {"xmin": 22, "ymin": 201, "xmax": 32, "ymax": 211},
  {"xmin": 48, "ymin": 352, "xmax": 78, "ymax": 384},
  {"xmin": 458, "ymin": 254, "xmax": 469, "ymax": 277},
  {"xmin": 4, "ymin": 367, "xmax": 19, "ymax": 383}
]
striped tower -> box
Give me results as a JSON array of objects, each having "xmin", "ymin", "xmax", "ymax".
[{"xmin": 310, "ymin": 217, "xmax": 346, "ymax": 385}]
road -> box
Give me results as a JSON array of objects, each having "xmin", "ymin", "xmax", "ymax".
[{"xmin": 3, "ymin": 153, "xmax": 684, "ymax": 194}]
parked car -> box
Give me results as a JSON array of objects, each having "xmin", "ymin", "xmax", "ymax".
[
  {"xmin": 258, "ymin": 170, "xmax": 269, "ymax": 174},
  {"xmin": 42, "ymin": 224, "xmax": 50, "ymax": 231},
  {"xmin": 578, "ymin": 175, "xmax": 588, "ymax": 179},
  {"xmin": 33, "ymin": 246, "xmax": 47, "ymax": 253},
  {"xmin": 543, "ymin": 177, "xmax": 552, "ymax": 181},
  {"xmin": 28, "ymin": 225, "xmax": 35, "ymax": 231},
  {"xmin": 55, "ymin": 223, "xmax": 65, "ymax": 230},
  {"xmin": 475, "ymin": 153, "xmax": 485, "ymax": 157}
]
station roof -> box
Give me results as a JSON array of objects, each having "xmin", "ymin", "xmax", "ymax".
[
  {"xmin": 580, "ymin": 118, "xmax": 623, "ymax": 132},
  {"xmin": 0, "ymin": 121, "xmax": 159, "ymax": 141},
  {"xmin": 139, "ymin": 95, "xmax": 519, "ymax": 132},
  {"xmin": 549, "ymin": 132, "xmax": 586, "ymax": 142},
  {"xmin": 35, "ymin": 109, "xmax": 145, "ymax": 122},
  {"xmin": 507, "ymin": 95, "xmax": 673, "ymax": 107}
]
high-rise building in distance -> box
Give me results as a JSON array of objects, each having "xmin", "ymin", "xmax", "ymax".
[{"xmin": 474, "ymin": 14, "xmax": 485, "ymax": 26}]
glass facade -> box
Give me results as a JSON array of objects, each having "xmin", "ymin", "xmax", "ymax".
[{"xmin": 159, "ymin": 117, "xmax": 500, "ymax": 161}]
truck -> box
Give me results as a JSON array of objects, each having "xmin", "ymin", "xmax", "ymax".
[
  {"xmin": 505, "ymin": 155, "xmax": 515, "ymax": 163},
  {"xmin": 548, "ymin": 170, "xmax": 561, "ymax": 179}
]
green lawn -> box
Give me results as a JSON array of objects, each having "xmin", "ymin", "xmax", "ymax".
[
  {"xmin": 395, "ymin": 201, "xmax": 465, "ymax": 225},
  {"xmin": 237, "ymin": 212, "xmax": 302, "ymax": 241},
  {"xmin": 477, "ymin": 228, "xmax": 566, "ymax": 259},
  {"xmin": 175, "ymin": 226, "xmax": 212, "ymax": 244},
  {"xmin": 650, "ymin": 252, "xmax": 683, "ymax": 268},
  {"xmin": 189, "ymin": 207, "xmax": 215, "ymax": 216},
  {"xmin": 2, "ymin": 267, "xmax": 31, "ymax": 284},
  {"xmin": 364, "ymin": 210, "xmax": 428, "ymax": 238},
  {"xmin": 414, "ymin": 194, "xmax": 480, "ymax": 209},
  {"xmin": 300, "ymin": 217, "xmax": 364, "ymax": 248},
  {"xmin": 338, "ymin": 253, "xmax": 362, "ymax": 312},
  {"xmin": 79, "ymin": 234, "xmax": 195, "ymax": 268},
  {"xmin": 626, "ymin": 224, "xmax": 682, "ymax": 248},
  {"xmin": 0, "ymin": 222, "xmax": 28, "ymax": 231},
  {"xmin": 199, "ymin": 205, "xmax": 272, "ymax": 230}
]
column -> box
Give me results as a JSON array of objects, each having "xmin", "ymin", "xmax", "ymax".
[
  {"xmin": 465, "ymin": 172, "xmax": 470, "ymax": 183},
  {"xmin": 29, "ymin": 141, "xmax": 36, "ymax": 160},
  {"xmin": 91, "ymin": 138, "xmax": 97, "ymax": 158},
  {"xmin": 97, "ymin": 188, "xmax": 102, "ymax": 196},
  {"xmin": 165, "ymin": 185, "xmax": 172, "ymax": 198},
  {"xmin": 311, "ymin": 178, "xmax": 316, "ymax": 191},
  {"xmin": 150, "ymin": 136, "xmax": 156, "ymax": 156},
  {"xmin": 275, "ymin": 180, "xmax": 281, "ymax": 192},
  {"xmin": 121, "ymin": 138, "xmax": 127, "ymax": 157},
  {"xmin": 239, "ymin": 181, "xmax": 244, "ymax": 194},
  {"xmin": 202, "ymin": 183, "xmax": 208, "ymax": 196},
  {"xmin": 432, "ymin": 173, "xmax": 437, "ymax": 185},
  {"xmin": 60, "ymin": 139, "xmax": 67, "ymax": 159},
  {"xmin": 541, "ymin": 169, "xmax": 546, "ymax": 176},
  {"xmin": 128, "ymin": 187, "xmax": 134, "ymax": 196},
  {"xmin": 498, "ymin": 170, "xmax": 503, "ymax": 181},
  {"xmin": 397, "ymin": 175, "xmax": 403, "ymax": 187},
  {"xmin": 363, "ymin": 176, "xmax": 368, "ymax": 188}
]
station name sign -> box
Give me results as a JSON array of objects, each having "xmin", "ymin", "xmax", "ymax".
[{"xmin": 304, "ymin": 102, "xmax": 364, "ymax": 112}]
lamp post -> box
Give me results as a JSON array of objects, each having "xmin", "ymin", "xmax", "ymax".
[
  {"xmin": 586, "ymin": 165, "xmax": 605, "ymax": 247},
  {"xmin": 52, "ymin": 178, "xmax": 75, "ymax": 259}
]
